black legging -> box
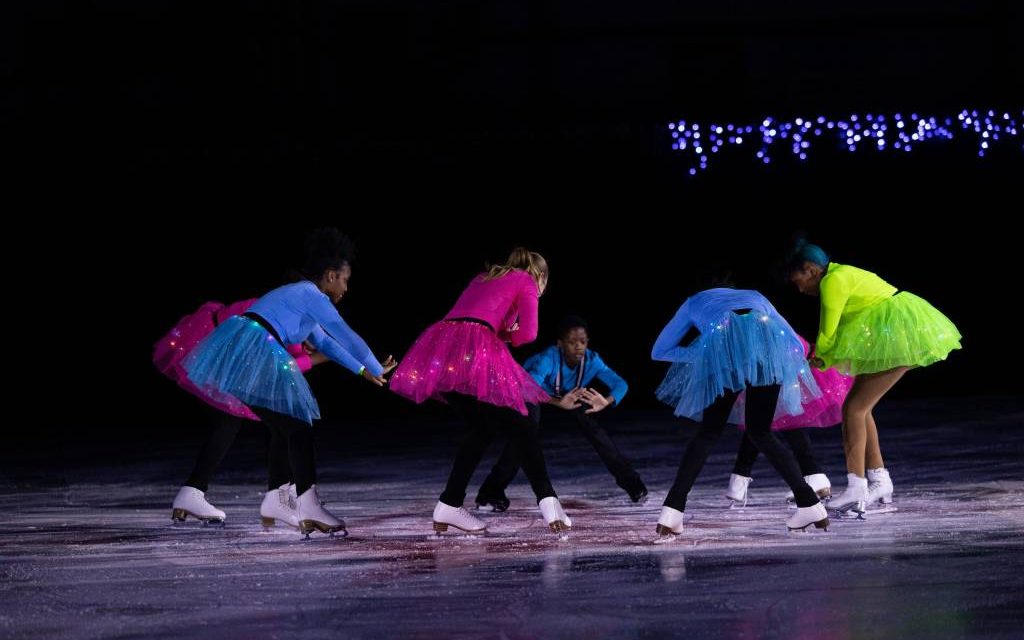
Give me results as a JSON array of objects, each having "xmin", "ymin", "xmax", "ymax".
[
  {"xmin": 183, "ymin": 414, "xmax": 297, "ymax": 493},
  {"xmin": 477, "ymin": 404, "xmax": 645, "ymax": 499},
  {"xmin": 249, "ymin": 406, "xmax": 317, "ymax": 496},
  {"xmin": 184, "ymin": 415, "xmax": 245, "ymax": 492},
  {"xmin": 664, "ymin": 384, "xmax": 819, "ymax": 511},
  {"xmin": 732, "ymin": 429, "xmax": 823, "ymax": 478},
  {"xmin": 440, "ymin": 392, "xmax": 557, "ymax": 507}
]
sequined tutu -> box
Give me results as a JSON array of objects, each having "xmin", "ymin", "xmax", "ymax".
[
  {"xmin": 656, "ymin": 311, "xmax": 821, "ymax": 422},
  {"xmin": 153, "ymin": 301, "xmax": 260, "ymax": 420},
  {"xmin": 822, "ymin": 292, "xmax": 961, "ymax": 375},
  {"xmin": 389, "ymin": 320, "xmax": 550, "ymax": 416},
  {"xmin": 184, "ymin": 315, "xmax": 319, "ymax": 424},
  {"xmin": 731, "ymin": 335, "xmax": 853, "ymax": 430}
]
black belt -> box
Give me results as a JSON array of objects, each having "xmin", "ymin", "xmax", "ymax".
[
  {"xmin": 242, "ymin": 312, "xmax": 285, "ymax": 347},
  {"xmin": 447, "ymin": 317, "xmax": 495, "ymax": 332}
]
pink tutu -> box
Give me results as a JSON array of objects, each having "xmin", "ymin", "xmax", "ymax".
[
  {"xmin": 153, "ymin": 299, "xmax": 260, "ymax": 420},
  {"xmin": 733, "ymin": 335, "xmax": 854, "ymax": 431},
  {"xmin": 389, "ymin": 320, "xmax": 550, "ymax": 416}
]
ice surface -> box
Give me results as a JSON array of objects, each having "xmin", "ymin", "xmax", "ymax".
[{"xmin": 2, "ymin": 397, "xmax": 1022, "ymax": 638}]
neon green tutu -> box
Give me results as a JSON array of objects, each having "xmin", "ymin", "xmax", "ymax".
[{"xmin": 822, "ymin": 292, "xmax": 961, "ymax": 375}]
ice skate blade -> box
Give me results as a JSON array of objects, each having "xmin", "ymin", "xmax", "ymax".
[
  {"xmin": 653, "ymin": 532, "xmax": 679, "ymax": 545},
  {"xmin": 299, "ymin": 519, "xmax": 346, "ymax": 537},
  {"xmin": 851, "ymin": 505, "xmax": 898, "ymax": 517},
  {"xmin": 171, "ymin": 508, "xmax": 223, "ymax": 525}
]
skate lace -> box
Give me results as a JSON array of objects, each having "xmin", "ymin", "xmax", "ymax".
[
  {"xmin": 279, "ymin": 487, "xmax": 296, "ymax": 509},
  {"xmin": 456, "ymin": 506, "xmax": 482, "ymax": 524}
]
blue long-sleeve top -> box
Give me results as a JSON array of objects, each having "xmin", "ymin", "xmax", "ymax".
[
  {"xmin": 248, "ymin": 281, "xmax": 384, "ymax": 376},
  {"xmin": 652, "ymin": 288, "xmax": 801, "ymax": 363},
  {"xmin": 524, "ymin": 345, "xmax": 628, "ymax": 404}
]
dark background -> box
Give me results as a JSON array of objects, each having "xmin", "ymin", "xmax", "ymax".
[{"xmin": 5, "ymin": 1, "xmax": 1021, "ymax": 440}]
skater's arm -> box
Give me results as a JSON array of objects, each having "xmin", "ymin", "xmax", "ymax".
[
  {"xmin": 306, "ymin": 325, "xmax": 367, "ymax": 375},
  {"xmin": 524, "ymin": 350, "xmax": 557, "ymax": 385},
  {"xmin": 815, "ymin": 274, "xmax": 850, "ymax": 366},
  {"xmin": 507, "ymin": 277, "xmax": 539, "ymax": 347},
  {"xmin": 590, "ymin": 352, "xmax": 627, "ymax": 405},
  {"xmin": 652, "ymin": 300, "xmax": 697, "ymax": 362},
  {"xmin": 496, "ymin": 305, "xmax": 520, "ymax": 342},
  {"xmin": 306, "ymin": 291, "xmax": 385, "ymax": 376},
  {"xmin": 524, "ymin": 350, "xmax": 572, "ymax": 407},
  {"xmin": 497, "ymin": 320, "xmax": 519, "ymax": 343}
]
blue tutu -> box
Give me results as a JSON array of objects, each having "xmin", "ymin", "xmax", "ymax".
[
  {"xmin": 184, "ymin": 315, "xmax": 320, "ymax": 424},
  {"xmin": 655, "ymin": 310, "xmax": 820, "ymax": 421}
]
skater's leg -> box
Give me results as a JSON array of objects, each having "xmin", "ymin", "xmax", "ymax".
[
  {"xmin": 663, "ymin": 390, "xmax": 737, "ymax": 512},
  {"xmin": 743, "ymin": 384, "xmax": 818, "ymax": 509},
  {"xmin": 571, "ymin": 408, "xmax": 646, "ymax": 499}
]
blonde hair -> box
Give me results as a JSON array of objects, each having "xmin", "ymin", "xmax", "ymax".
[{"xmin": 484, "ymin": 247, "xmax": 548, "ymax": 290}]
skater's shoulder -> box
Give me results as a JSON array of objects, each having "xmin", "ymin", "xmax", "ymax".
[
  {"xmin": 585, "ymin": 348, "xmax": 608, "ymax": 366},
  {"xmin": 526, "ymin": 345, "xmax": 560, "ymax": 363}
]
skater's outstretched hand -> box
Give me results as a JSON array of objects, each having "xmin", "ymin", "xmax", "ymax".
[
  {"xmin": 380, "ymin": 355, "xmax": 398, "ymax": 376},
  {"xmin": 360, "ymin": 368, "xmax": 387, "ymax": 386},
  {"xmin": 579, "ymin": 388, "xmax": 612, "ymax": 414},
  {"xmin": 552, "ymin": 388, "xmax": 584, "ymax": 410}
]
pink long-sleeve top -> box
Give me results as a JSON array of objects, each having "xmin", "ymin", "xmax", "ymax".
[{"xmin": 443, "ymin": 270, "xmax": 540, "ymax": 346}]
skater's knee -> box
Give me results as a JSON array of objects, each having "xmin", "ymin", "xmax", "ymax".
[
  {"xmin": 843, "ymin": 401, "xmax": 871, "ymax": 421},
  {"xmin": 745, "ymin": 430, "xmax": 776, "ymax": 449}
]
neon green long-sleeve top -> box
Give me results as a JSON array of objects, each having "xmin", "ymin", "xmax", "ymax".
[{"xmin": 816, "ymin": 262, "xmax": 897, "ymax": 367}]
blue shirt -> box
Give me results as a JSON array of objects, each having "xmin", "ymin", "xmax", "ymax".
[
  {"xmin": 652, "ymin": 288, "xmax": 801, "ymax": 363},
  {"xmin": 523, "ymin": 345, "xmax": 628, "ymax": 404},
  {"xmin": 248, "ymin": 281, "xmax": 384, "ymax": 376}
]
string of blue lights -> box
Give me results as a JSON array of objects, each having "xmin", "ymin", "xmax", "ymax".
[{"xmin": 669, "ymin": 109, "xmax": 1023, "ymax": 175}]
